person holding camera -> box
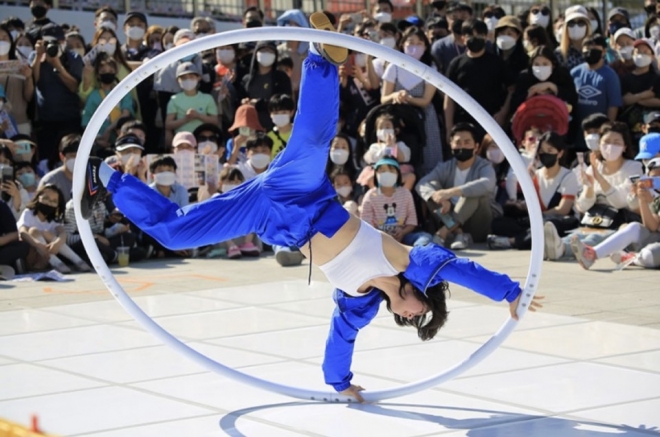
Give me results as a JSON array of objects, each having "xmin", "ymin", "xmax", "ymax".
[{"xmin": 31, "ymin": 23, "xmax": 83, "ymax": 167}]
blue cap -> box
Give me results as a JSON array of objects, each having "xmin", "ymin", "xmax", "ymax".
[
  {"xmin": 374, "ymin": 157, "xmax": 399, "ymax": 169},
  {"xmin": 636, "ymin": 133, "xmax": 660, "ymax": 160},
  {"xmin": 405, "ymin": 15, "xmax": 424, "ymax": 26}
]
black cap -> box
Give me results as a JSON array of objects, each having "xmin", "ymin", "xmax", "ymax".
[
  {"xmin": 193, "ymin": 123, "xmax": 223, "ymax": 140},
  {"xmin": 41, "ymin": 23, "xmax": 65, "ymax": 41},
  {"xmin": 124, "ymin": 11, "xmax": 147, "ymax": 25},
  {"xmin": 114, "ymin": 133, "xmax": 144, "ymax": 151},
  {"xmin": 427, "ymin": 16, "xmax": 448, "ymax": 29}
]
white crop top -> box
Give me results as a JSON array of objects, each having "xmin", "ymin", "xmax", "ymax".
[{"xmin": 317, "ymin": 221, "xmax": 399, "ymax": 296}]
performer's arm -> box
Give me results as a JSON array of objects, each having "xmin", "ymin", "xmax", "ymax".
[
  {"xmin": 322, "ymin": 290, "xmax": 382, "ymax": 392},
  {"xmin": 440, "ymin": 257, "xmax": 521, "ymax": 303}
]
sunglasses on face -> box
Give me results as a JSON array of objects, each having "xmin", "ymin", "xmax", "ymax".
[
  {"xmin": 198, "ymin": 135, "xmax": 218, "ymax": 142},
  {"xmin": 567, "ymin": 20, "xmax": 587, "ymax": 28},
  {"xmin": 531, "ymin": 8, "xmax": 550, "ymax": 16},
  {"xmin": 484, "ymin": 11, "xmax": 505, "ymax": 19}
]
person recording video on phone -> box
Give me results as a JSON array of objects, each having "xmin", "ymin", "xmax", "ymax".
[{"xmin": 30, "ymin": 23, "xmax": 83, "ymax": 168}]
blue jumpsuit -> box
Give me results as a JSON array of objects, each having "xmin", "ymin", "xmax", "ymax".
[
  {"xmin": 104, "ymin": 53, "xmax": 523, "ymax": 393},
  {"xmin": 105, "ymin": 53, "xmax": 350, "ymax": 251}
]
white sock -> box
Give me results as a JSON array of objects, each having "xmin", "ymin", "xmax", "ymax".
[
  {"xmin": 309, "ymin": 41, "xmax": 320, "ymax": 56},
  {"xmin": 635, "ymin": 248, "xmax": 658, "ymax": 268},
  {"xmin": 99, "ymin": 161, "xmax": 115, "ymax": 187}
]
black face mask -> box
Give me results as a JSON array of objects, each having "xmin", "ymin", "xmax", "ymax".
[
  {"xmin": 584, "ymin": 48, "xmax": 603, "ymax": 65},
  {"xmin": 36, "ymin": 202, "xmax": 57, "ymax": 219},
  {"xmin": 466, "ymin": 36, "xmax": 486, "ymax": 53},
  {"xmin": 31, "ymin": 5, "xmax": 47, "ymax": 18},
  {"xmin": 538, "ymin": 152, "xmax": 558, "ymax": 168},
  {"xmin": 452, "ymin": 147, "xmax": 474, "ymax": 162},
  {"xmin": 99, "ymin": 73, "xmax": 116, "ymax": 84}
]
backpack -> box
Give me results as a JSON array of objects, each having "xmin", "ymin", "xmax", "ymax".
[{"xmin": 511, "ymin": 95, "xmax": 569, "ymax": 144}]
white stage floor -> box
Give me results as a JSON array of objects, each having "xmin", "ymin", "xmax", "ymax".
[{"xmin": 1, "ymin": 280, "xmax": 659, "ymax": 436}]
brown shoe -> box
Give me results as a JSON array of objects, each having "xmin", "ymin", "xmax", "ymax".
[{"xmin": 309, "ymin": 12, "xmax": 348, "ymax": 65}]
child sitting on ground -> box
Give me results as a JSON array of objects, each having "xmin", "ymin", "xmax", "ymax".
[{"xmin": 267, "ymin": 93, "xmax": 295, "ymax": 159}]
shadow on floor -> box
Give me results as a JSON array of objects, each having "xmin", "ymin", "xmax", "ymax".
[{"xmin": 219, "ymin": 401, "xmax": 658, "ymax": 437}]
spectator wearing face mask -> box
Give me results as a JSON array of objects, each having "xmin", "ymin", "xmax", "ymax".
[
  {"xmin": 416, "ymin": 123, "xmax": 496, "ymax": 250},
  {"xmin": 276, "ymin": 9, "xmax": 310, "ymax": 97},
  {"xmin": 577, "ymin": 112, "xmax": 610, "ymax": 176},
  {"xmin": 526, "ymin": 4, "xmax": 557, "ymax": 48},
  {"xmin": 609, "ymin": 28, "xmax": 636, "ymax": 81},
  {"xmin": 237, "ymin": 41, "xmax": 293, "ymax": 131},
  {"xmin": 555, "ymin": 6, "xmax": 591, "ymax": 71},
  {"xmin": 224, "ymin": 104, "xmax": 264, "ymax": 164},
  {"xmin": 361, "ymin": 157, "xmax": 433, "ymax": 247},
  {"xmin": 431, "ymin": 17, "xmax": 465, "ymax": 74},
  {"xmin": 425, "ymin": 17, "xmax": 448, "ymax": 44},
  {"xmin": 31, "ymin": 24, "xmax": 83, "ymax": 166},
  {"xmin": 511, "ymin": 45, "xmax": 577, "ymax": 117},
  {"xmin": 326, "ymin": 134, "xmax": 359, "ymax": 182},
  {"xmin": 604, "ymin": 7, "xmax": 631, "ymax": 64},
  {"xmin": 0, "ymin": 28, "xmax": 34, "ymax": 137},
  {"xmin": 121, "ymin": 12, "xmax": 149, "ymax": 62},
  {"xmin": 571, "ymin": 34, "xmax": 622, "ymax": 146},
  {"xmin": 267, "ymin": 94, "xmax": 295, "ymax": 159},
  {"xmin": 93, "ymin": 6, "xmax": 118, "ymax": 34},
  {"xmin": 643, "ymin": 14, "xmax": 660, "ymax": 56},
  {"xmin": 636, "ymin": 131, "xmax": 660, "ymax": 170},
  {"xmin": 213, "ymin": 44, "xmax": 238, "ymax": 133},
  {"xmin": 445, "ymin": 19, "xmax": 514, "ymax": 141},
  {"xmin": 619, "ymin": 39, "xmax": 660, "ymax": 143},
  {"xmin": 494, "ymin": 16, "xmax": 529, "ymax": 82},
  {"xmin": 14, "ymin": 162, "xmax": 39, "ymax": 202},
  {"xmin": 522, "ymin": 24, "xmax": 554, "ymax": 57},
  {"xmin": 193, "ymin": 123, "xmax": 224, "ymax": 157},
  {"xmin": 82, "ymin": 53, "xmax": 135, "ymax": 148},
  {"xmin": 372, "ymin": 0, "xmax": 394, "ymax": 24},
  {"xmin": 111, "ymin": 134, "xmax": 146, "ymax": 181},
  {"xmin": 481, "ymin": 5, "xmax": 505, "ymax": 42},
  {"xmin": 26, "ymin": 0, "xmax": 55, "ymax": 42},
  {"xmin": 366, "ymin": 22, "xmax": 400, "ymax": 86},
  {"xmin": 38, "ymin": 134, "xmax": 79, "ymax": 203},
  {"xmin": 143, "ymin": 25, "xmax": 164, "ymax": 59},
  {"xmin": 14, "ymin": 32, "xmax": 34, "ymax": 66},
  {"xmin": 227, "ymin": 135, "xmax": 273, "ymax": 180},
  {"xmin": 165, "ymin": 62, "xmax": 219, "ymax": 136}
]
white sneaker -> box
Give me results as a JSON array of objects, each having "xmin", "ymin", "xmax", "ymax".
[
  {"xmin": 544, "ymin": 222, "xmax": 564, "ymax": 260},
  {"xmin": 450, "ymin": 233, "xmax": 472, "ymax": 250}
]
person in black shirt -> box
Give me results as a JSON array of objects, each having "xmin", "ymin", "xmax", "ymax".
[
  {"xmin": 26, "ymin": 0, "xmax": 55, "ymax": 42},
  {"xmin": 511, "ymin": 45, "xmax": 578, "ymax": 116},
  {"xmin": 237, "ymin": 41, "xmax": 292, "ymax": 131},
  {"xmin": 445, "ymin": 19, "xmax": 514, "ymax": 141},
  {"xmin": 494, "ymin": 16, "xmax": 529, "ymax": 82},
  {"xmin": 620, "ymin": 38, "xmax": 660, "ymax": 142},
  {"xmin": 0, "ymin": 200, "xmax": 30, "ymax": 272},
  {"xmin": 121, "ymin": 12, "xmax": 149, "ymax": 62}
]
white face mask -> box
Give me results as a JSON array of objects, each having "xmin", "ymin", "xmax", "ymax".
[
  {"xmin": 10, "ymin": 30, "xmax": 19, "ymax": 40},
  {"xmin": 154, "ymin": 171, "xmax": 176, "ymax": 186},
  {"xmin": 376, "ymin": 128, "xmax": 395, "ymax": 142},
  {"xmin": 377, "ymin": 171, "xmax": 398, "ymax": 187},
  {"xmin": 73, "ymin": 48, "xmax": 85, "ymax": 57},
  {"xmin": 374, "ymin": 12, "xmax": 392, "ymax": 23},
  {"xmin": 600, "ymin": 143, "xmax": 624, "ymax": 162},
  {"xmin": 179, "ymin": 78, "xmax": 198, "ymax": 91},
  {"xmin": 17, "ymin": 46, "xmax": 33, "ymax": 59},
  {"xmin": 532, "ymin": 65, "xmax": 553, "ymax": 81},
  {"xmin": 336, "ymin": 186, "xmax": 352, "ymax": 198},
  {"xmin": 197, "ymin": 140, "xmax": 218, "ymax": 154},
  {"xmin": 633, "ymin": 53, "xmax": 653, "ymax": 68},
  {"xmin": 0, "ymin": 41, "xmax": 10, "ymax": 56},
  {"xmin": 120, "ymin": 152, "xmax": 140, "ymax": 166},
  {"xmin": 256, "ymin": 51, "xmax": 276, "ymax": 67},
  {"xmin": 485, "ymin": 17, "xmax": 498, "ymax": 32},
  {"xmin": 99, "ymin": 42, "xmax": 116, "ymax": 55},
  {"xmin": 496, "ymin": 35, "xmax": 517, "ymax": 51},
  {"xmin": 217, "ymin": 48, "xmax": 235, "ymax": 63},
  {"xmin": 618, "ymin": 45, "xmax": 633, "ymax": 60},
  {"xmin": 271, "ymin": 113, "xmax": 291, "ymax": 127},
  {"xmin": 99, "ymin": 20, "xmax": 117, "ymax": 31},
  {"xmin": 164, "ymin": 42, "xmax": 174, "ymax": 50},
  {"xmin": 65, "ymin": 158, "xmax": 76, "ymax": 172},
  {"xmin": 249, "ymin": 153, "xmax": 270, "ymax": 169},
  {"xmin": 584, "ymin": 133, "xmax": 601, "ymax": 151},
  {"xmin": 330, "ymin": 148, "xmax": 349, "ymax": 165},
  {"xmin": 486, "ymin": 148, "xmax": 505, "ymax": 164},
  {"xmin": 651, "ymin": 26, "xmax": 660, "ymax": 40},
  {"xmin": 530, "ymin": 14, "xmax": 550, "ymax": 28},
  {"xmin": 568, "ymin": 25, "xmax": 587, "ymax": 41},
  {"xmin": 554, "ymin": 29, "xmax": 563, "ymax": 42},
  {"xmin": 589, "ymin": 20, "xmax": 599, "ymax": 34},
  {"xmin": 354, "ymin": 53, "xmax": 367, "ymax": 67},
  {"xmin": 126, "ymin": 26, "xmax": 145, "ymax": 41},
  {"xmin": 222, "ymin": 183, "xmax": 238, "ymax": 192},
  {"xmin": 380, "ymin": 37, "xmax": 396, "ymax": 49}
]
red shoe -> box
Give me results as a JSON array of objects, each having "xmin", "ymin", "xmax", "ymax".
[
  {"xmin": 227, "ymin": 246, "xmax": 242, "ymax": 259},
  {"xmin": 239, "ymin": 242, "xmax": 261, "ymax": 257}
]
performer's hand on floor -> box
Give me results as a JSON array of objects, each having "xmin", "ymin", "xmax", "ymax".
[
  {"xmin": 340, "ymin": 384, "xmax": 366, "ymax": 403},
  {"xmin": 509, "ymin": 294, "xmax": 544, "ymax": 321}
]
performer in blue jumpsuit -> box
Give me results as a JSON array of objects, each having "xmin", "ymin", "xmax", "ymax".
[{"xmin": 82, "ymin": 13, "xmax": 542, "ymax": 402}]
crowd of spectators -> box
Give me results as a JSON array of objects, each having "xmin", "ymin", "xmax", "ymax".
[{"xmin": 1, "ymin": 0, "xmax": 660, "ymax": 278}]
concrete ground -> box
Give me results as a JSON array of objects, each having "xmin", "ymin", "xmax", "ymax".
[{"xmin": 1, "ymin": 246, "xmax": 658, "ymax": 328}]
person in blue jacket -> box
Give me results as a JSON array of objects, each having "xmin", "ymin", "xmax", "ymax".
[{"xmin": 81, "ymin": 13, "xmax": 543, "ymax": 402}]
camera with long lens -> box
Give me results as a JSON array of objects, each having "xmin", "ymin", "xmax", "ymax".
[{"xmin": 45, "ymin": 40, "xmax": 60, "ymax": 57}]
